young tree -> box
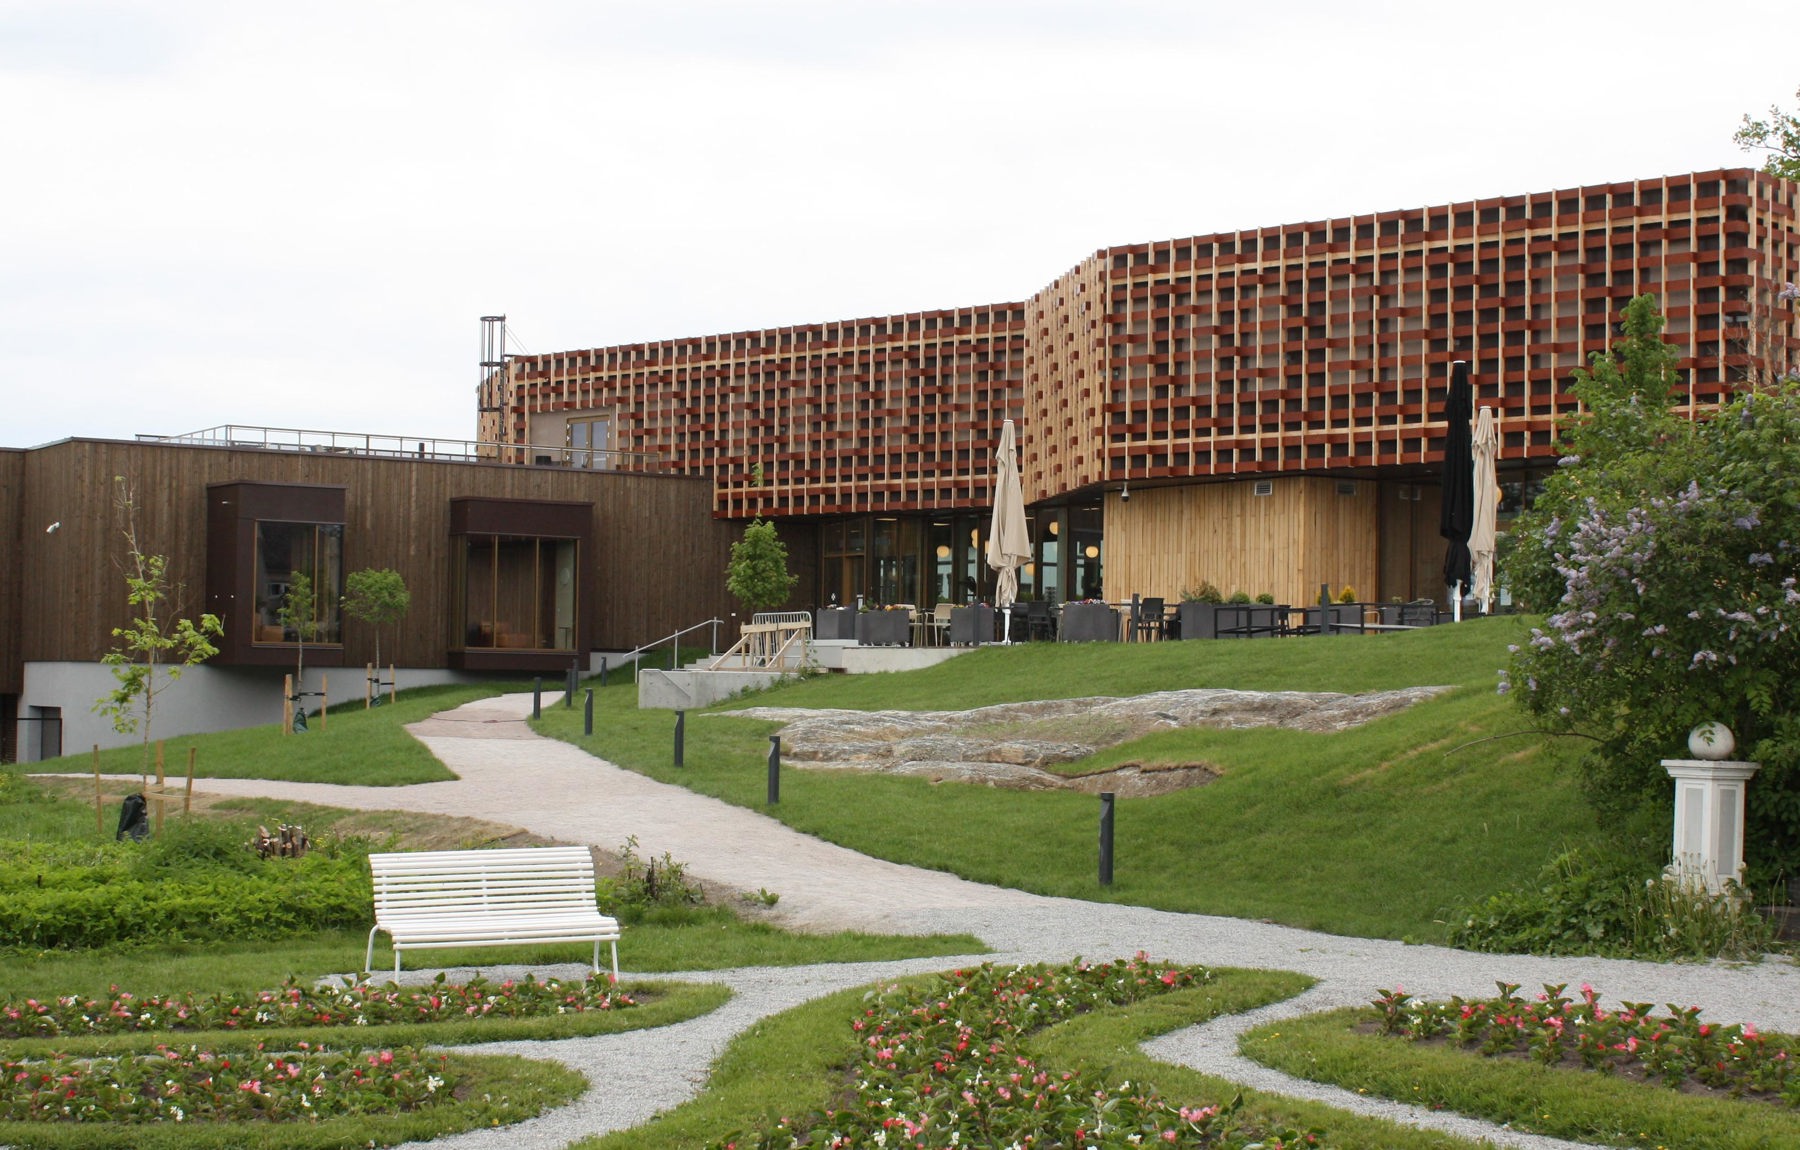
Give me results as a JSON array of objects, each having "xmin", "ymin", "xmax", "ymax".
[
  {"xmin": 279, "ymin": 571, "xmax": 319, "ymax": 706},
  {"xmin": 92, "ymin": 477, "xmax": 223, "ymax": 774},
  {"xmin": 1735, "ymin": 85, "xmax": 1800, "ymax": 180},
  {"xmin": 1504, "ymin": 294, "xmax": 1689, "ymax": 611},
  {"xmin": 726, "ymin": 519, "xmax": 798, "ymax": 616},
  {"xmin": 342, "ymin": 567, "xmax": 411, "ymax": 669}
]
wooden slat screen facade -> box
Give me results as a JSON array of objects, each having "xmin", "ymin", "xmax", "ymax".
[
  {"xmin": 1025, "ymin": 169, "xmax": 1799, "ymax": 500},
  {"xmin": 486, "ymin": 168, "xmax": 1795, "ymax": 608},
  {"xmin": 6, "ymin": 440, "xmax": 796, "ymax": 680},
  {"xmin": 487, "ymin": 306, "xmax": 1031, "ymax": 520}
]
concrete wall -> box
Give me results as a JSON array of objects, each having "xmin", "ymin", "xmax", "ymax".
[{"xmin": 12, "ymin": 659, "xmax": 541, "ymax": 764}]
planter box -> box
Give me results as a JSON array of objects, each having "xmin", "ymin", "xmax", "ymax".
[
  {"xmin": 1176, "ymin": 601, "xmax": 1220, "ymax": 640},
  {"xmin": 856, "ymin": 610, "xmax": 911, "ymax": 647},
  {"xmin": 1059, "ymin": 602, "xmax": 1120, "ymax": 642},
  {"xmin": 814, "ymin": 608, "xmax": 855, "ymax": 640},
  {"xmin": 949, "ymin": 605, "xmax": 995, "ymax": 646}
]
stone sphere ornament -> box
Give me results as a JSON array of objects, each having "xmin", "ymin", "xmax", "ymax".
[{"xmin": 1687, "ymin": 722, "xmax": 1736, "ymax": 761}]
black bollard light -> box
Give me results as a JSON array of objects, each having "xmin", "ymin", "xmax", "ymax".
[
  {"xmin": 532, "ymin": 677, "xmax": 542, "ymax": 719},
  {"xmin": 1098, "ymin": 791, "xmax": 1115, "ymax": 886},
  {"xmin": 567, "ymin": 660, "xmax": 578, "ymax": 707},
  {"xmin": 674, "ymin": 710, "xmax": 686, "ymax": 767},
  {"xmin": 600, "ymin": 656, "xmax": 609, "ymax": 688},
  {"xmin": 767, "ymin": 735, "xmax": 781, "ymax": 804},
  {"xmin": 583, "ymin": 688, "xmax": 594, "ymax": 736}
]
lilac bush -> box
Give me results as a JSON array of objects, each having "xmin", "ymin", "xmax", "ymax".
[{"xmin": 1504, "ymin": 296, "xmax": 1800, "ymax": 882}]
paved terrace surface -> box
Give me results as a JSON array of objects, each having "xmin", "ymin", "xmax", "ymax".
[{"xmin": 181, "ymin": 693, "xmax": 1800, "ymax": 1150}]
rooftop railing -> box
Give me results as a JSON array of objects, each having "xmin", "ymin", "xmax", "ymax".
[{"xmin": 137, "ymin": 425, "xmax": 663, "ymax": 471}]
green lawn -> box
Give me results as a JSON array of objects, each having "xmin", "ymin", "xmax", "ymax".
[
  {"xmin": 539, "ymin": 618, "xmax": 1596, "ymax": 943},
  {"xmin": 1242, "ymin": 1007, "xmax": 1800, "ymax": 1149},
  {"xmin": 46, "ymin": 680, "xmax": 519, "ymax": 785}
]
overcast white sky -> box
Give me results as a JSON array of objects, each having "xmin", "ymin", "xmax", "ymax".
[{"xmin": 4, "ymin": 0, "xmax": 1793, "ymax": 450}]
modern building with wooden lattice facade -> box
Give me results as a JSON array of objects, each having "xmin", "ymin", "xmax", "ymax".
[{"xmin": 490, "ymin": 167, "xmax": 1798, "ymax": 610}]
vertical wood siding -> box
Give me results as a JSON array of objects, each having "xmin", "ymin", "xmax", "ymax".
[
  {"xmin": 1102, "ymin": 478, "xmax": 1380, "ymax": 607},
  {"xmin": 12, "ymin": 440, "xmax": 777, "ymax": 673},
  {"xmin": 0, "ymin": 450, "xmax": 23, "ymax": 694}
]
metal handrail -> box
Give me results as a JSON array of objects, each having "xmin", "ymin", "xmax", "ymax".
[
  {"xmin": 621, "ymin": 618, "xmax": 726, "ymax": 682},
  {"xmin": 137, "ymin": 424, "xmax": 662, "ymax": 471}
]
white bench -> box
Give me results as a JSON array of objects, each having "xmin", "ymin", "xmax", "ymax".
[{"xmin": 365, "ymin": 846, "xmax": 621, "ymax": 979}]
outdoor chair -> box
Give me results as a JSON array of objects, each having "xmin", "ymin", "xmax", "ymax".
[
  {"xmin": 1026, "ymin": 599, "xmax": 1056, "ymax": 641},
  {"xmin": 925, "ymin": 602, "xmax": 953, "ymax": 646},
  {"xmin": 1132, "ymin": 597, "xmax": 1167, "ymax": 641},
  {"xmin": 1400, "ymin": 600, "xmax": 1439, "ymax": 627}
]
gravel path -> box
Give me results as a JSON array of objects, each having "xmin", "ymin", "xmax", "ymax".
[{"xmin": 185, "ymin": 692, "xmax": 1800, "ymax": 1149}]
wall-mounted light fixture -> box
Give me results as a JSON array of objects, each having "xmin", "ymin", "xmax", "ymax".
[{"xmin": 1119, "ymin": 482, "xmax": 1130, "ymax": 503}]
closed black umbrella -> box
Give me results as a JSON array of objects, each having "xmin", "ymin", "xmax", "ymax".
[{"xmin": 1439, "ymin": 360, "xmax": 1474, "ymax": 607}]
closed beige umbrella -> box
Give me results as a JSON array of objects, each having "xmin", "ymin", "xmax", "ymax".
[
  {"xmin": 986, "ymin": 419, "xmax": 1031, "ymax": 644},
  {"xmin": 1470, "ymin": 405, "xmax": 1500, "ymax": 614}
]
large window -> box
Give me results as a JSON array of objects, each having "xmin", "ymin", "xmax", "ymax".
[
  {"xmin": 206, "ymin": 482, "xmax": 349, "ymax": 667},
  {"xmin": 447, "ymin": 498, "xmax": 590, "ymax": 669},
  {"xmin": 254, "ymin": 522, "xmax": 344, "ymax": 645},
  {"xmin": 455, "ymin": 535, "xmax": 580, "ymax": 652}
]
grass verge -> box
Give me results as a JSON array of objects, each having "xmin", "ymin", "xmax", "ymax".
[
  {"xmin": 0, "ymin": 979, "xmax": 729, "ymax": 1058},
  {"xmin": 0, "ymin": 1049, "xmax": 585, "ymax": 1150},
  {"xmin": 540, "ymin": 618, "xmax": 1597, "ymax": 943},
  {"xmin": 0, "ymin": 920, "xmax": 985, "ymax": 1003},
  {"xmin": 36, "ymin": 680, "xmax": 523, "ymax": 786},
  {"xmin": 1240, "ymin": 1007, "xmax": 1800, "ymax": 1149}
]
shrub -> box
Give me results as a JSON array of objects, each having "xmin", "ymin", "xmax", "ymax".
[
  {"xmin": 1180, "ymin": 581, "xmax": 1223, "ymax": 604},
  {"xmin": 1226, "ymin": 590, "xmax": 1252, "ymax": 604},
  {"xmin": 1449, "ymin": 844, "xmax": 1776, "ymax": 961},
  {"xmin": 0, "ymin": 829, "xmax": 375, "ymax": 950},
  {"xmin": 1503, "ymin": 299, "xmax": 1800, "ymax": 883}
]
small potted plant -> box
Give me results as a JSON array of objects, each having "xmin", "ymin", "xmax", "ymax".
[
  {"xmin": 1218, "ymin": 589, "xmax": 1253, "ymax": 638},
  {"xmin": 1248, "ymin": 592, "xmax": 1282, "ymax": 638},
  {"xmin": 1177, "ymin": 581, "xmax": 1223, "ymax": 640}
]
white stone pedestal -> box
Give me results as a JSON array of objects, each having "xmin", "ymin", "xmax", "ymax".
[{"xmin": 1660, "ymin": 758, "xmax": 1759, "ymax": 894}]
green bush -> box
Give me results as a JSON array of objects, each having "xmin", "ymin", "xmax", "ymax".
[
  {"xmin": 1180, "ymin": 581, "xmax": 1223, "ymax": 604},
  {"xmin": 1449, "ymin": 844, "xmax": 1777, "ymax": 961},
  {"xmin": 0, "ymin": 827, "xmax": 375, "ymax": 950}
]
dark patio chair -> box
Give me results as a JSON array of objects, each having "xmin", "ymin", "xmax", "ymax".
[
  {"xmin": 1132, "ymin": 597, "xmax": 1167, "ymax": 641},
  {"xmin": 1026, "ymin": 599, "xmax": 1056, "ymax": 641}
]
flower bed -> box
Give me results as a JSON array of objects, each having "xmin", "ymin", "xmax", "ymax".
[
  {"xmin": 0, "ymin": 972, "xmax": 636, "ymax": 1039},
  {"xmin": 0, "ymin": 1042, "xmax": 449, "ymax": 1123},
  {"xmin": 712, "ymin": 955, "xmax": 1321, "ymax": 1148},
  {"xmin": 1375, "ymin": 981, "xmax": 1797, "ymax": 1103}
]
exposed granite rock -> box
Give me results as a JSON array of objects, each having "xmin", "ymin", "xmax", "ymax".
[{"xmin": 724, "ymin": 686, "xmax": 1450, "ymax": 794}]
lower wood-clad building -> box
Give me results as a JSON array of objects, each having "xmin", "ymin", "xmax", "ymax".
[{"xmin": 0, "ymin": 436, "xmax": 814, "ymax": 761}]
